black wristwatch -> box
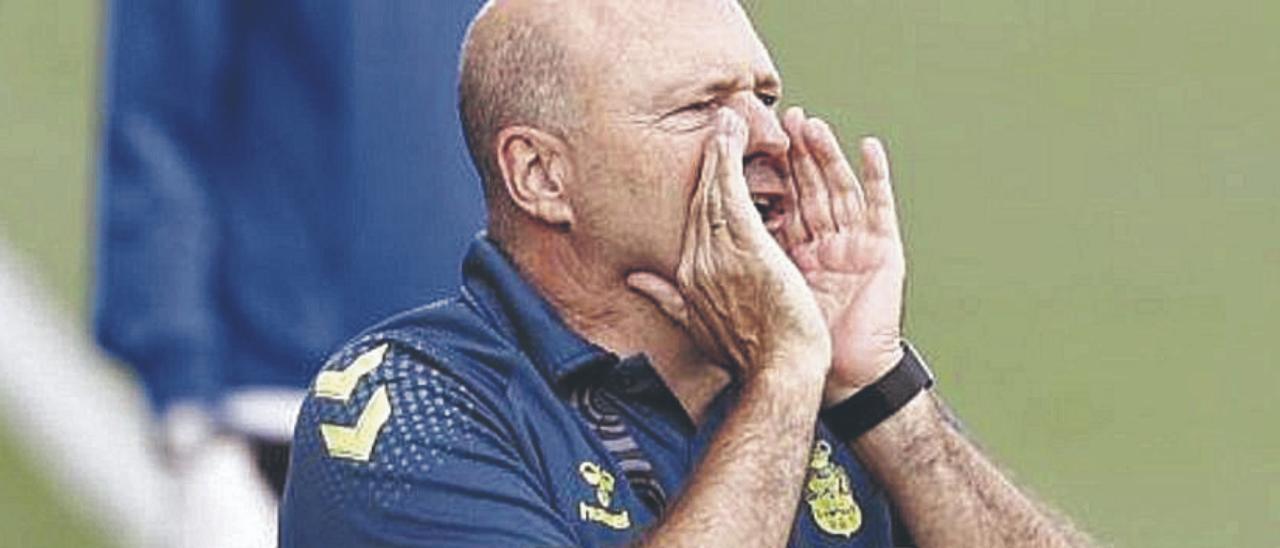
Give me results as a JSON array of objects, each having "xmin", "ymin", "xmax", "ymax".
[{"xmin": 821, "ymin": 341, "xmax": 935, "ymax": 442}]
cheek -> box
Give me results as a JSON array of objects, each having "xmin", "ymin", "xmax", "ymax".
[
  {"xmin": 637, "ymin": 139, "xmax": 707, "ymax": 267},
  {"xmin": 633, "ymin": 140, "xmax": 702, "ymax": 221},
  {"xmin": 574, "ymin": 128, "xmax": 709, "ymax": 273}
]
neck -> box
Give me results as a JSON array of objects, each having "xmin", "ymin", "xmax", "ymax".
[{"xmin": 505, "ymin": 234, "xmax": 730, "ymax": 424}]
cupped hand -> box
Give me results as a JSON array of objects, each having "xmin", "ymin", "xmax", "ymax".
[
  {"xmin": 775, "ymin": 107, "xmax": 907, "ymax": 406},
  {"xmin": 627, "ymin": 110, "xmax": 830, "ymax": 381}
]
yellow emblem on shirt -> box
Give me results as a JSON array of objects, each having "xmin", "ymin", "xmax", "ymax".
[
  {"xmin": 314, "ymin": 344, "xmax": 393, "ymax": 462},
  {"xmin": 804, "ymin": 440, "xmax": 862, "ymax": 537},
  {"xmin": 320, "ymin": 385, "xmax": 392, "ymax": 462},
  {"xmin": 315, "ymin": 344, "xmax": 388, "ymax": 402},
  {"xmin": 577, "ymin": 462, "xmax": 631, "ymax": 530}
]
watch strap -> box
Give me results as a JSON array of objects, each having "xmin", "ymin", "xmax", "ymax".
[{"xmin": 821, "ymin": 341, "xmax": 934, "ymax": 442}]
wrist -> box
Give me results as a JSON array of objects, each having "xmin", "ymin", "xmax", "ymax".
[
  {"xmin": 823, "ymin": 343, "xmax": 905, "ymax": 406},
  {"xmin": 757, "ymin": 334, "xmax": 831, "ymax": 380},
  {"xmin": 744, "ymin": 357, "xmax": 827, "ymax": 406},
  {"xmin": 820, "ymin": 341, "xmax": 934, "ymax": 441}
]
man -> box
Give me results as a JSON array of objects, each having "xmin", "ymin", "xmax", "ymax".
[{"xmin": 280, "ymin": 1, "xmax": 1096, "ymax": 546}]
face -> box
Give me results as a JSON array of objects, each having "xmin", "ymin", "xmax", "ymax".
[{"xmin": 560, "ymin": 0, "xmax": 791, "ymax": 277}]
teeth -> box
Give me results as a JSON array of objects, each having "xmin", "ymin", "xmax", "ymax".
[{"xmin": 751, "ymin": 194, "xmax": 777, "ymax": 218}]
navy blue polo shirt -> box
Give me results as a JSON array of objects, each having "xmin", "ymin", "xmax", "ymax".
[{"xmin": 280, "ymin": 236, "xmax": 899, "ymax": 546}]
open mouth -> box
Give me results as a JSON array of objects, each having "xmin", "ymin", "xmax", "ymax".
[
  {"xmin": 750, "ymin": 190, "xmax": 786, "ymax": 231},
  {"xmin": 745, "ymin": 160, "xmax": 788, "ymax": 231}
]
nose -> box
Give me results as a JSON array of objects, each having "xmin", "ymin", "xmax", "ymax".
[{"xmin": 729, "ymin": 93, "xmax": 790, "ymax": 167}]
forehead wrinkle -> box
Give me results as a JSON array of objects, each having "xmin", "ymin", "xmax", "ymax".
[
  {"xmin": 643, "ymin": 56, "xmax": 782, "ymax": 109},
  {"xmin": 653, "ymin": 69, "xmax": 746, "ymax": 103}
]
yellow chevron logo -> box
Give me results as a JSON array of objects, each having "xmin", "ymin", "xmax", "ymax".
[
  {"xmin": 320, "ymin": 385, "xmax": 392, "ymax": 462},
  {"xmin": 315, "ymin": 344, "xmax": 388, "ymax": 402}
]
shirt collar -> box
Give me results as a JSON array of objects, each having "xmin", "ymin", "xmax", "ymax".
[{"xmin": 461, "ymin": 234, "xmax": 615, "ymax": 385}]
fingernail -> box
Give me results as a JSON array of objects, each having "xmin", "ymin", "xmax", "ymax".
[
  {"xmin": 717, "ymin": 109, "xmax": 740, "ymax": 134},
  {"xmin": 862, "ymin": 137, "xmax": 882, "ymax": 156},
  {"xmin": 625, "ymin": 272, "xmax": 646, "ymax": 289},
  {"xmin": 861, "ymin": 137, "xmax": 887, "ymax": 171},
  {"xmin": 715, "ymin": 108, "xmax": 732, "ymax": 128}
]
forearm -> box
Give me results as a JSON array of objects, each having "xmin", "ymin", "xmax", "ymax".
[
  {"xmin": 638, "ymin": 365, "xmax": 824, "ymax": 547},
  {"xmin": 850, "ymin": 392, "xmax": 1095, "ymax": 548}
]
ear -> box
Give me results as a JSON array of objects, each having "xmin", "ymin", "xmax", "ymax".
[{"xmin": 495, "ymin": 126, "xmax": 575, "ymax": 227}]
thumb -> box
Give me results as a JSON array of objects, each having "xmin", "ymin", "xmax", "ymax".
[{"xmin": 626, "ymin": 272, "xmax": 690, "ymax": 329}]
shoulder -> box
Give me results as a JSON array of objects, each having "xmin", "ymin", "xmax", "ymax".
[
  {"xmin": 295, "ymin": 295, "xmax": 533, "ymax": 451},
  {"xmin": 285, "ymin": 294, "xmax": 537, "ymax": 490},
  {"xmin": 280, "ymin": 298, "xmax": 575, "ymax": 545},
  {"xmin": 342, "ymin": 295, "xmax": 530, "ymax": 396}
]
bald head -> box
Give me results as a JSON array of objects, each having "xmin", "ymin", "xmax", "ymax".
[
  {"xmin": 458, "ymin": 0, "xmax": 750, "ymax": 200},
  {"xmin": 459, "ymin": 0, "xmax": 777, "ymax": 257},
  {"xmin": 459, "ymin": 1, "xmax": 578, "ymax": 211}
]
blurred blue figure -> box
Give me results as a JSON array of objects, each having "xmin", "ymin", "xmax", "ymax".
[{"xmin": 94, "ymin": 1, "xmax": 485, "ymax": 541}]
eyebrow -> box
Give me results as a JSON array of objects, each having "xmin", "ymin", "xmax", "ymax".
[
  {"xmin": 655, "ymin": 68, "xmax": 783, "ymax": 108},
  {"xmin": 713, "ymin": 72, "xmax": 781, "ymax": 95}
]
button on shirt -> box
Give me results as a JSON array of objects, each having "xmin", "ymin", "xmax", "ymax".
[{"xmin": 280, "ymin": 236, "xmax": 900, "ymax": 547}]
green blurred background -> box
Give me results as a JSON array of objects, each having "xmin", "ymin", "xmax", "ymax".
[{"xmin": 0, "ymin": 1, "xmax": 1275, "ymax": 546}]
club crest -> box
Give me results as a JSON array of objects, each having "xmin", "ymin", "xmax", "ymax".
[{"xmin": 804, "ymin": 440, "xmax": 862, "ymax": 537}]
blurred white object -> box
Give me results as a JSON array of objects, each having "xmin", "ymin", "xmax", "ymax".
[
  {"xmin": 222, "ymin": 389, "xmax": 305, "ymax": 444},
  {"xmin": 0, "ymin": 240, "xmax": 277, "ymax": 547},
  {"xmin": 163, "ymin": 406, "xmax": 277, "ymax": 548}
]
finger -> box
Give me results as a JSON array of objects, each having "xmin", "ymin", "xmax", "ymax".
[
  {"xmin": 691, "ymin": 137, "xmax": 721, "ymax": 235},
  {"xmin": 805, "ymin": 118, "xmax": 864, "ymax": 228},
  {"xmin": 706, "ymin": 136, "xmax": 726, "ymax": 238},
  {"xmin": 776, "ymin": 174, "xmax": 811, "ymax": 254},
  {"xmin": 626, "ymin": 272, "xmax": 690, "ymax": 328},
  {"xmin": 680, "ymin": 138, "xmax": 721, "ymax": 289},
  {"xmin": 785, "ymin": 107, "xmax": 837, "ymax": 238},
  {"xmin": 699, "ymin": 139, "xmax": 721, "ymax": 257},
  {"xmin": 776, "ymin": 108, "xmax": 813, "ymax": 250},
  {"xmin": 859, "ymin": 137, "xmax": 899, "ymax": 233},
  {"xmin": 715, "ymin": 111, "xmax": 758, "ymax": 243}
]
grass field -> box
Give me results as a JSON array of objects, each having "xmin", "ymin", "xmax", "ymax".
[
  {"xmin": 2, "ymin": 1, "xmax": 1277, "ymax": 546},
  {"xmin": 0, "ymin": 1, "xmax": 106, "ymax": 547}
]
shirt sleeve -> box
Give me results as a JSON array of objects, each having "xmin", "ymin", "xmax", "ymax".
[{"xmin": 280, "ymin": 339, "xmax": 579, "ymax": 547}]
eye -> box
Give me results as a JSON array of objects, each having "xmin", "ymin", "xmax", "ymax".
[
  {"xmin": 680, "ymin": 99, "xmax": 718, "ymax": 114},
  {"xmin": 756, "ymin": 93, "xmax": 779, "ymax": 108}
]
